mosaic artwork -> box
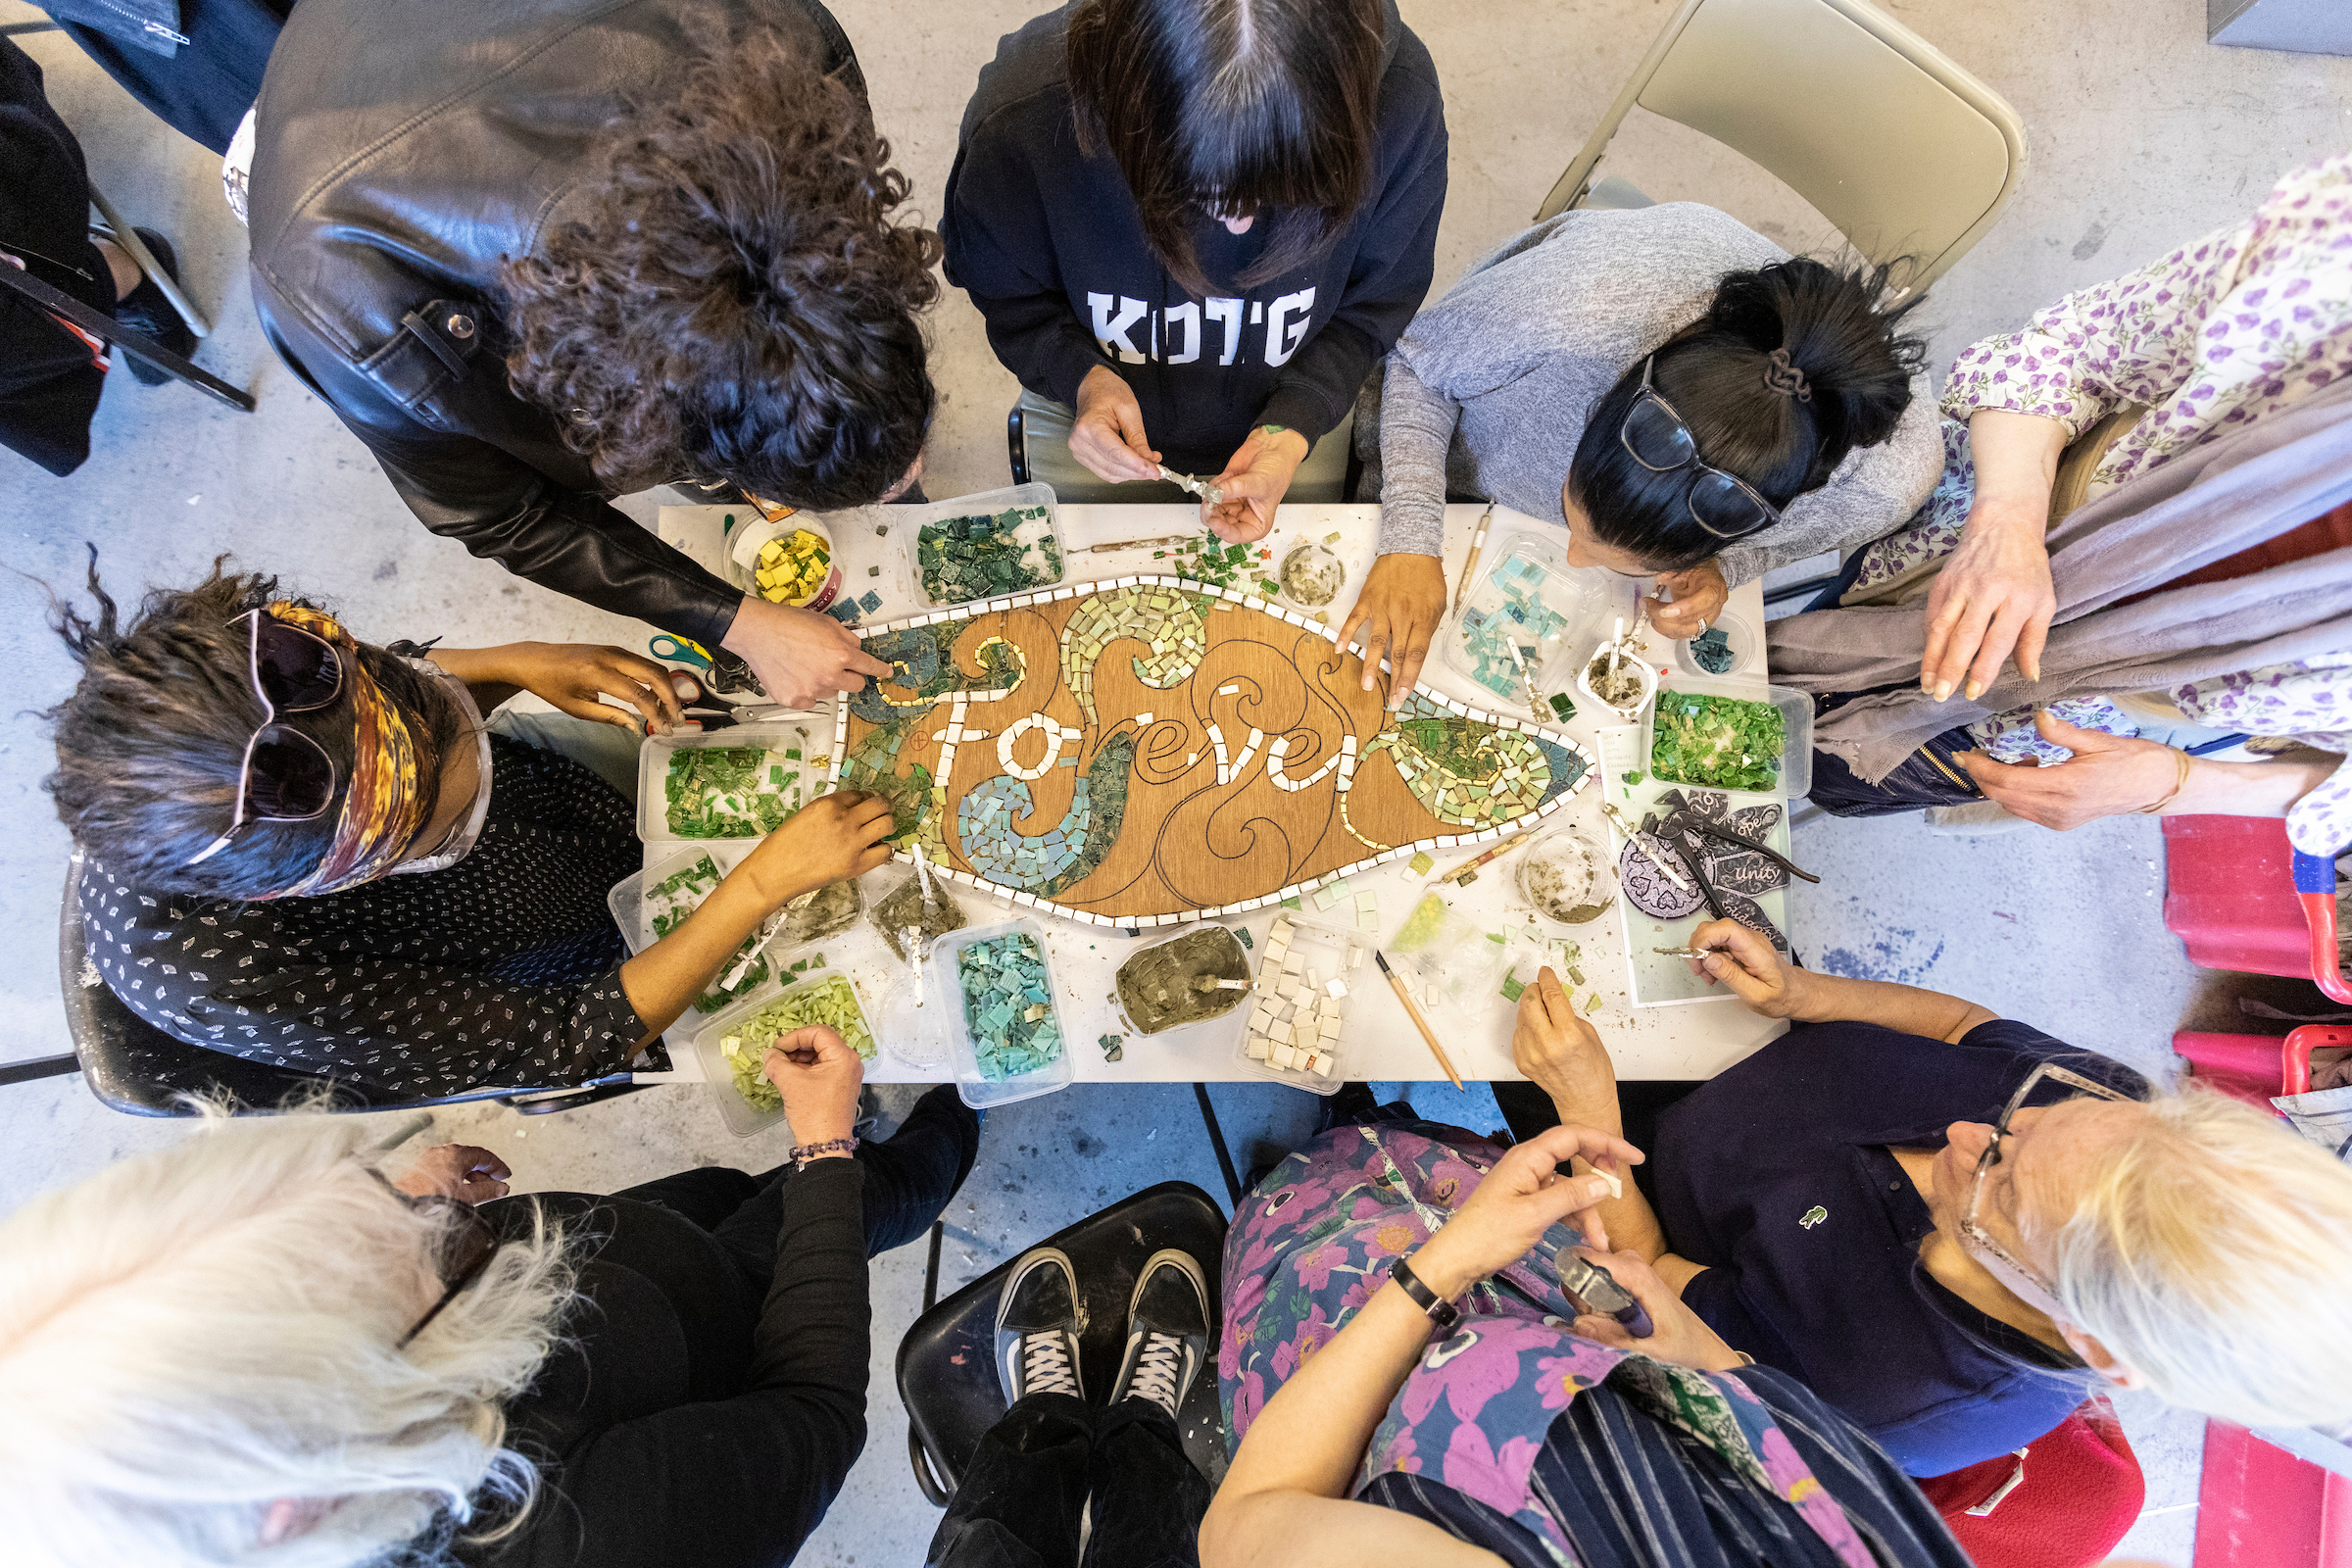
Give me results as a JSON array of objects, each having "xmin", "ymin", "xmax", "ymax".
[{"xmin": 831, "ymin": 576, "xmax": 1593, "ymax": 926}]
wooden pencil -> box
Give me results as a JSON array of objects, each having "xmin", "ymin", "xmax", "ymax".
[{"xmin": 1374, "ymin": 950, "xmax": 1464, "ymax": 1089}]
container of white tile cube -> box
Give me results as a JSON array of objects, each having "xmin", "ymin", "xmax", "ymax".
[{"xmin": 1232, "ymin": 910, "xmax": 1372, "ymax": 1096}]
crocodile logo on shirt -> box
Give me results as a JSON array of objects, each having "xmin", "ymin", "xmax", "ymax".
[{"xmin": 1798, "ymin": 1205, "xmax": 1829, "ymax": 1230}]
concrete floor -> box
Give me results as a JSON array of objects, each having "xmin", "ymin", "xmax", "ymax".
[{"xmin": 5, "ymin": 0, "xmax": 2349, "ymax": 1561}]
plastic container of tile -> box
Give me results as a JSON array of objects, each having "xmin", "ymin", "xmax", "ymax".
[
  {"xmin": 688, "ymin": 960, "xmax": 879, "ymax": 1138},
  {"xmin": 1111, "ymin": 923, "xmax": 1254, "ymax": 1057},
  {"xmin": 1641, "ymin": 673, "xmax": 1814, "ymax": 799},
  {"xmin": 607, "ymin": 842, "xmax": 772, "ymax": 1040},
  {"xmin": 725, "ymin": 513, "xmax": 843, "ymax": 612},
  {"xmin": 1671, "ymin": 606, "xmax": 1759, "ymax": 680},
  {"xmin": 900, "ymin": 482, "xmax": 1064, "ymax": 609},
  {"xmin": 926, "ymin": 915, "xmax": 1075, "ymax": 1109},
  {"xmin": 1231, "ymin": 910, "xmax": 1371, "ymax": 1096},
  {"xmin": 637, "ymin": 721, "xmax": 820, "ymax": 846},
  {"xmin": 1441, "ymin": 530, "xmax": 1605, "ymax": 715}
]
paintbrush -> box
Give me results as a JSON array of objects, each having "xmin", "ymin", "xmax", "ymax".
[
  {"xmin": 1597, "ymin": 801, "xmax": 1697, "ymax": 897},
  {"xmin": 1431, "ymin": 831, "xmax": 1534, "ymax": 887},
  {"xmin": 1373, "ymin": 950, "xmax": 1464, "ymax": 1089},
  {"xmin": 1451, "ymin": 502, "xmax": 1496, "ymax": 614}
]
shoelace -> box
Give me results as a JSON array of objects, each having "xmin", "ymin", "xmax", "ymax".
[
  {"xmin": 1125, "ymin": 1332, "xmax": 1186, "ymax": 1414},
  {"xmin": 1019, "ymin": 1330, "xmax": 1081, "ymax": 1398}
]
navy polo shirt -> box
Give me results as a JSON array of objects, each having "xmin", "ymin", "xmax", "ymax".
[{"xmin": 1651, "ymin": 1018, "xmax": 2148, "ymax": 1477}]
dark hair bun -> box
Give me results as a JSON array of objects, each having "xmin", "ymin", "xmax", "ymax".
[
  {"xmin": 1662, "ymin": 258, "xmax": 1925, "ymax": 492},
  {"xmin": 1567, "ymin": 258, "xmax": 1926, "ymax": 571}
]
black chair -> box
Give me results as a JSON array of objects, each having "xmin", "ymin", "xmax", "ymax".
[
  {"xmin": 32, "ymin": 856, "xmax": 645, "ymax": 1117},
  {"xmin": 897, "ymin": 1181, "xmax": 1231, "ymax": 1505}
]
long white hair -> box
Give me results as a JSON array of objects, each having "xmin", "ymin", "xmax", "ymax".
[
  {"xmin": 2046, "ymin": 1086, "xmax": 2352, "ymax": 1431},
  {"xmin": 0, "ymin": 1105, "xmax": 575, "ymax": 1568}
]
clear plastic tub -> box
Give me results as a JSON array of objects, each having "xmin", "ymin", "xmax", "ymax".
[
  {"xmin": 1642, "ymin": 674, "xmax": 1814, "ymax": 799},
  {"xmin": 689, "ymin": 962, "xmax": 881, "ymax": 1139},
  {"xmin": 901, "ymin": 482, "xmax": 1064, "ymax": 608},
  {"xmin": 1514, "ymin": 824, "xmax": 1616, "ymax": 930},
  {"xmin": 1441, "ymin": 530, "xmax": 1606, "ymax": 715},
  {"xmin": 1672, "ymin": 606, "xmax": 1759, "ymax": 680},
  {"xmin": 607, "ymin": 844, "xmax": 776, "ymax": 1028},
  {"xmin": 637, "ymin": 721, "xmax": 821, "ymax": 846},
  {"xmin": 925, "ymin": 916, "xmax": 1074, "ymax": 1109},
  {"xmin": 1113, "ymin": 924, "xmax": 1254, "ymax": 1056},
  {"xmin": 1231, "ymin": 911, "xmax": 1371, "ymax": 1096}
]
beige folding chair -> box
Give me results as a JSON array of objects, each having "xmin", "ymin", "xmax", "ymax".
[{"xmin": 1535, "ymin": 0, "xmax": 2027, "ymax": 299}]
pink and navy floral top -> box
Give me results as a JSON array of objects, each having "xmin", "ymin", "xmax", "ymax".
[
  {"xmin": 1851, "ymin": 152, "xmax": 2352, "ymax": 854},
  {"xmin": 1219, "ymin": 1123, "xmax": 1882, "ymax": 1567}
]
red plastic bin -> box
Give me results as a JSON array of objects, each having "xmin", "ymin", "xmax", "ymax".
[{"xmin": 2161, "ymin": 815, "xmax": 2350, "ymax": 1004}]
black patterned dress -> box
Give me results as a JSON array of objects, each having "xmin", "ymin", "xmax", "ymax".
[{"xmin": 78, "ymin": 734, "xmax": 660, "ymax": 1096}]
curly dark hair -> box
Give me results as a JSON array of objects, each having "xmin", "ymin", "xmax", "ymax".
[
  {"xmin": 502, "ymin": 13, "xmax": 943, "ymax": 510},
  {"xmin": 43, "ymin": 551, "xmax": 458, "ymax": 902}
]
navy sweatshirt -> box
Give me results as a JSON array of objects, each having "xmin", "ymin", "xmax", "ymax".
[{"xmin": 943, "ymin": 0, "xmax": 1447, "ymax": 475}]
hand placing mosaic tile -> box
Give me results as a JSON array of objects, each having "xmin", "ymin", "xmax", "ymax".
[
  {"xmin": 833, "ymin": 574, "xmax": 1594, "ymax": 924},
  {"xmin": 1234, "ymin": 911, "xmax": 1369, "ymax": 1096}
]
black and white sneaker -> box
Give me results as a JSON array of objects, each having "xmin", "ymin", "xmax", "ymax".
[
  {"xmin": 1109, "ymin": 1250, "xmax": 1209, "ymax": 1420},
  {"xmin": 995, "ymin": 1247, "xmax": 1084, "ymax": 1408}
]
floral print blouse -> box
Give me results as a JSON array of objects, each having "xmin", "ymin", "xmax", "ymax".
[
  {"xmin": 1219, "ymin": 1123, "xmax": 1879, "ymax": 1567},
  {"xmin": 1850, "ymin": 152, "xmax": 2352, "ymax": 854}
]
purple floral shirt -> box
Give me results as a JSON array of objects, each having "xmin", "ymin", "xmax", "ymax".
[
  {"xmin": 1220, "ymin": 1124, "xmax": 1877, "ymax": 1567},
  {"xmin": 1849, "ymin": 152, "xmax": 2352, "ymax": 851}
]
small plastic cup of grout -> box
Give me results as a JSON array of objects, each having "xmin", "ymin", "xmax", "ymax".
[
  {"xmin": 1515, "ymin": 825, "xmax": 1615, "ymax": 930},
  {"xmin": 1277, "ymin": 544, "xmax": 1346, "ymax": 611}
]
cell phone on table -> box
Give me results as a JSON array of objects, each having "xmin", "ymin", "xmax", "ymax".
[{"xmin": 1556, "ymin": 1251, "xmax": 1654, "ymax": 1338}]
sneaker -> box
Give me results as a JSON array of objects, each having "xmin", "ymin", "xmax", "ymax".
[
  {"xmin": 100, "ymin": 227, "xmax": 195, "ymax": 386},
  {"xmin": 1109, "ymin": 1250, "xmax": 1209, "ymax": 1420},
  {"xmin": 994, "ymin": 1247, "xmax": 1084, "ymax": 1408}
]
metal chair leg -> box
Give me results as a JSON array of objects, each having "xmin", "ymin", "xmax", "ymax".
[
  {"xmin": 0, "ymin": 1053, "xmax": 82, "ymax": 1088},
  {"xmin": 89, "ymin": 186, "xmax": 213, "ymax": 338},
  {"xmin": 1193, "ymin": 1082, "xmax": 1244, "ymax": 1207},
  {"xmin": 1006, "ymin": 403, "xmax": 1029, "ymax": 486}
]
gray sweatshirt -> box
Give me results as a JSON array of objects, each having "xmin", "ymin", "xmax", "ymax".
[{"xmin": 1360, "ymin": 203, "xmax": 1943, "ymax": 586}]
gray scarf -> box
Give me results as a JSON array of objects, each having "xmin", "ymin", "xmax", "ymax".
[{"xmin": 1769, "ymin": 377, "xmax": 2352, "ymax": 784}]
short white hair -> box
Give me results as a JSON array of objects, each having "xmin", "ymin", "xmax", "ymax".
[
  {"xmin": 0, "ymin": 1104, "xmax": 573, "ymax": 1568},
  {"xmin": 2047, "ymin": 1086, "xmax": 2352, "ymax": 1431}
]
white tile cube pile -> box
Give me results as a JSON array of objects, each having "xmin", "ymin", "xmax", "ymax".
[{"xmin": 1240, "ymin": 912, "xmax": 1369, "ymax": 1084}]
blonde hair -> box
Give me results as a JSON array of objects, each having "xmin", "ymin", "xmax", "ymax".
[
  {"xmin": 2046, "ymin": 1086, "xmax": 2352, "ymax": 1430},
  {"xmin": 0, "ymin": 1105, "xmax": 574, "ymax": 1568}
]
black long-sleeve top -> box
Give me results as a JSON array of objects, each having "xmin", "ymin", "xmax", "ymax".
[
  {"xmin": 79, "ymin": 734, "xmax": 655, "ymax": 1097},
  {"xmin": 942, "ymin": 0, "xmax": 1447, "ymax": 474},
  {"xmin": 465, "ymin": 1161, "xmax": 870, "ymax": 1568}
]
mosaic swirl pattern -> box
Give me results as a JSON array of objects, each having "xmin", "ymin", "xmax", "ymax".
[{"xmin": 833, "ymin": 576, "xmax": 1592, "ymax": 925}]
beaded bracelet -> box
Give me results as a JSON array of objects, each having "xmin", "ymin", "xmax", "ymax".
[{"xmin": 789, "ymin": 1136, "xmax": 860, "ymax": 1170}]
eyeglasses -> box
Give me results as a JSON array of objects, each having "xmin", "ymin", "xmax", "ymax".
[
  {"xmin": 365, "ymin": 1168, "xmax": 504, "ymax": 1348},
  {"xmin": 1617, "ymin": 355, "xmax": 1785, "ymax": 541},
  {"xmin": 1957, "ymin": 1062, "xmax": 2133, "ymax": 1307},
  {"xmin": 182, "ymin": 611, "xmax": 347, "ymax": 867}
]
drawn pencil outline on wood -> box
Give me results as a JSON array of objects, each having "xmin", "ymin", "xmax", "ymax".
[{"xmin": 828, "ymin": 575, "xmax": 1593, "ymax": 925}]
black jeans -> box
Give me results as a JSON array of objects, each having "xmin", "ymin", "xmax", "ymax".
[
  {"xmin": 927, "ymin": 1394, "xmax": 1210, "ymax": 1568},
  {"xmin": 612, "ymin": 1084, "xmax": 978, "ymax": 1275}
]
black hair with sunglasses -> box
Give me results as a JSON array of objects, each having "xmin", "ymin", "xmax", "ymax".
[
  {"xmin": 43, "ymin": 553, "xmax": 462, "ymax": 901},
  {"xmin": 1567, "ymin": 258, "xmax": 1926, "ymax": 572}
]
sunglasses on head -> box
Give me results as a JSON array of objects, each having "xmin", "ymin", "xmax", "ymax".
[
  {"xmin": 1617, "ymin": 355, "xmax": 1785, "ymax": 542},
  {"xmin": 181, "ymin": 611, "xmax": 347, "ymax": 868}
]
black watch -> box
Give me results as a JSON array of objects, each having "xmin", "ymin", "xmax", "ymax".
[{"xmin": 1390, "ymin": 1256, "xmax": 1460, "ymax": 1331}]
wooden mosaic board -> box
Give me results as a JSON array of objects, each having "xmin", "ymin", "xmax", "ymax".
[{"xmin": 829, "ymin": 575, "xmax": 1593, "ymax": 925}]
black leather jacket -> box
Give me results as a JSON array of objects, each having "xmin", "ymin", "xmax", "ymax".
[{"xmin": 247, "ymin": 0, "xmax": 862, "ymax": 651}]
